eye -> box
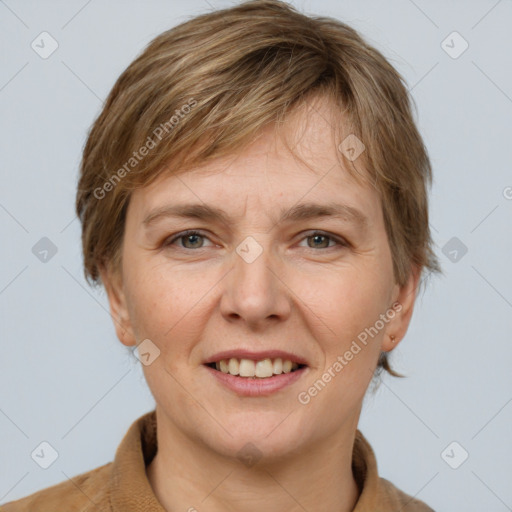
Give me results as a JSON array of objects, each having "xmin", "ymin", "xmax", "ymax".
[
  {"xmin": 164, "ymin": 230, "xmax": 213, "ymax": 249},
  {"xmin": 298, "ymin": 231, "xmax": 348, "ymax": 250},
  {"xmin": 163, "ymin": 229, "xmax": 348, "ymax": 251}
]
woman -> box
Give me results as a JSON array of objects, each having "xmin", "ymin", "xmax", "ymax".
[{"xmin": 2, "ymin": 1, "xmax": 441, "ymax": 510}]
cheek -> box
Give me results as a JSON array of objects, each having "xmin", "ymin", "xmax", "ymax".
[
  {"xmin": 125, "ymin": 277, "xmax": 169, "ymax": 337},
  {"xmin": 295, "ymin": 272, "xmax": 387, "ymax": 413},
  {"xmin": 293, "ymin": 268, "xmax": 391, "ymax": 401},
  {"xmin": 123, "ymin": 259, "xmax": 208, "ymax": 358},
  {"xmin": 296, "ymin": 265, "xmax": 390, "ymax": 336}
]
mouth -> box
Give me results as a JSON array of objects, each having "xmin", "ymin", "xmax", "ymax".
[
  {"xmin": 204, "ymin": 357, "xmax": 307, "ymax": 379},
  {"xmin": 203, "ymin": 351, "xmax": 309, "ymax": 396}
]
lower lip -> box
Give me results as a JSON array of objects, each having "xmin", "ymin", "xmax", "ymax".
[{"xmin": 204, "ymin": 365, "xmax": 308, "ymax": 397}]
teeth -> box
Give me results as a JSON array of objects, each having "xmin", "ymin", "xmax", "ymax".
[
  {"xmin": 228, "ymin": 358, "xmax": 239, "ymax": 375},
  {"xmin": 255, "ymin": 358, "xmax": 273, "ymax": 378},
  {"xmin": 239, "ymin": 359, "xmax": 255, "ymax": 377},
  {"xmin": 212, "ymin": 357, "xmax": 303, "ymax": 378},
  {"xmin": 283, "ymin": 360, "xmax": 293, "ymax": 373}
]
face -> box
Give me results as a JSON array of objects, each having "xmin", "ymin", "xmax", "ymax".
[{"xmin": 102, "ymin": 95, "xmax": 419, "ymax": 461}]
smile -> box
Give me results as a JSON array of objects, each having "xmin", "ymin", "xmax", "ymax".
[
  {"xmin": 206, "ymin": 357, "xmax": 306, "ymax": 378},
  {"xmin": 203, "ymin": 352, "xmax": 309, "ymax": 397}
]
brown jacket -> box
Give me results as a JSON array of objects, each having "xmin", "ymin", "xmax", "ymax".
[{"xmin": 1, "ymin": 410, "xmax": 434, "ymax": 511}]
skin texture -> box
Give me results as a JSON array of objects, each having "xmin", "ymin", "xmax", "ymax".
[{"xmin": 101, "ymin": 94, "xmax": 421, "ymax": 512}]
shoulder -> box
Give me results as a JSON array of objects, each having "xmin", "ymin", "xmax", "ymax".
[
  {"xmin": 0, "ymin": 462, "xmax": 112, "ymax": 512},
  {"xmin": 352, "ymin": 429, "xmax": 436, "ymax": 511},
  {"xmin": 378, "ymin": 477, "xmax": 436, "ymax": 511}
]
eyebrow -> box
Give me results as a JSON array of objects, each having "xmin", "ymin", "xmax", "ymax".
[{"xmin": 142, "ymin": 201, "xmax": 369, "ymax": 231}]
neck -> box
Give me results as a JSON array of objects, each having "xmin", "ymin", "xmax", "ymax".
[{"xmin": 146, "ymin": 409, "xmax": 361, "ymax": 512}]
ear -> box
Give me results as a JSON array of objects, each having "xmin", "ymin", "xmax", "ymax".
[
  {"xmin": 99, "ymin": 264, "xmax": 137, "ymax": 347},
  {"xmin": 381, "ymin": 264, "xmax": 422, "ymax": 352}
]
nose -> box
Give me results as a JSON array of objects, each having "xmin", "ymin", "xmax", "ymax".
[{"xmin": 219, "ymin": 239, "xmax": 291, "ymax": 328}]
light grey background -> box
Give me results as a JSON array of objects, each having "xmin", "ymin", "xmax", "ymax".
[{"xmin": 1, "ymin": 0, "xmax": 511, "ymax": 510}]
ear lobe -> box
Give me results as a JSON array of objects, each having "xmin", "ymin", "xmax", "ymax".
[
  {"xmin": 99, "ymin": 264, "xmax": 137, "ymax": 347},
  {"xmin": 381, "ymin": 264, "xmax": 422, "ymax": 353}
]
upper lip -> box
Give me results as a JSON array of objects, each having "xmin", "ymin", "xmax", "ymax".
[{"xmin": 203, "ymin": 349, "xmax": 309, "ymax": 366}]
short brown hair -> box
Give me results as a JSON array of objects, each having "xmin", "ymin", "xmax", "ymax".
[{"xmin": 76, "ymin": 0, "xmax": 442, "ymax": 378}]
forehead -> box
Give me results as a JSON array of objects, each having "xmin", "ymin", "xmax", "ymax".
[{"xmin": 129, "ymin": 94, "xmax": 380, "ymax": 223}]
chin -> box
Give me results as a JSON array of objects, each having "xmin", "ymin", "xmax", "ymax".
[{"xmin": 203, "ymin": 414, "xmax": 308, "ymax": 462}]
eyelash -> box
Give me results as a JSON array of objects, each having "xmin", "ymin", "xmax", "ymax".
[{"xmin": 163, "ymin": 229, "xmax": 349, "ymax": 251}]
